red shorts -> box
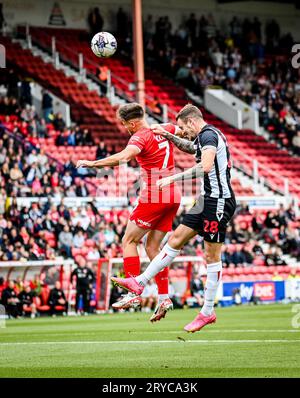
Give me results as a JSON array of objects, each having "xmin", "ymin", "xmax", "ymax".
[{"xmin": 129, "ymin": 201, "xmax": 180, "ymax": 232}]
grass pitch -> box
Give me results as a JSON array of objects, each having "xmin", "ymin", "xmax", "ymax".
[{"xmin": 1, "ymin": 304, "xmax": 299, "ymax": 378}]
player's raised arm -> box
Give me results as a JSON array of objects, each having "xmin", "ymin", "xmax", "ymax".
[
  {"xmin": 76, "ymin": 145, "xmax": 140, "ymax": 169},
  {"xmin": 150, "ymin": 124, "xmax": 196, "ymax": 155},
  {"xmin": 157, "ymin": 147, "xmax": 216, "ymax": 189}
]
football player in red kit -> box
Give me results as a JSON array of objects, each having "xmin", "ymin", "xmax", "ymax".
[{"xmin": 76, "ymin": 103, "xmax": 181, "ymax": 321}]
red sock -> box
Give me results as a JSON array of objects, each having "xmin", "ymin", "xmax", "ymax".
[
  {"xmin": 155, "ymin": 267, "xmax": 169, "ymax": 295},
  {"xmin": 123, "ymin": 256, "xmax": 140, "ymax": 278}
]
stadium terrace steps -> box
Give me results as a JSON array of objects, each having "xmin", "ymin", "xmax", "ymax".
[
  {"xmin": 28, "ymin": 26, "xmax": 300, "ymax": 197},
  {"xmin": 2, "ymin": 37, "xmax": 128, "ymax": 151},
  {"xmin": 11, "ymin": 27, "xmax": 300, "ymax": 197}
]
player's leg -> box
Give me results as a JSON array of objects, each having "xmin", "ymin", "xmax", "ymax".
[
  {"xmin": 111, "ymin": 220, "xmax": 149, "ymax": 310},
  {"xmin": 145, "ymin": 229, "xmax": 169, "ymax": 301},
  {"xmin": 184, "ymin": 241, "xmax": 222, "ymax": 332},
  {"xmin": 122, "ymin": 220, "xmax": 149, "ymax": 277},
  {"xmin": 201, "ymin": 241, "xmax": 223, "ymax": 316},
  {"xmin": 184, "ymin": 197, "xmax": 236, "ymax": 332},
  {"xmin": 145, "ymin": 229, "xmax": 174, "ymax": 322}
]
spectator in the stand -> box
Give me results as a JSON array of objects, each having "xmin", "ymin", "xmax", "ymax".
[
  {"xmin": 148, "ymin": 96, "xmax": 163, "ymax": 116},
  {"xmin": 36, "ymin": 118, "xmax": 47, "ymax": 138},
  {"xmin": 75, "ymin": 179, "xmax": 89, "ymax": 197},
  {"xmin": 87, "ymin": 7, "xmax": 104, "ymax": 37},
  {"xmin": 144, "ymin": 14, "xmax": 155, "ymax": 43},
  {"xmin": 20, "ymin": 104, "xmax": 36, "ymax": 123},
  {"xmin": 67, "ymin": 128, "xmax": 76, "ymax": 146},
  {"xmin": 41, "ymin": 90, "xmax": 53, "ymax": 123},
  {"xmin": 116, "ymin": 7, "xmax": 129, "ymax": 40},
  {"xmin": 186, "ymin": 13, "xmax": 197, "ymax": 48},
  {"xmin": 62, "ymin": 170, "xmax": 73, "ymax": 189},
  {"xmin": 48, "ymin": 281, "xmax": 67, "ymax": 316},
  {"xmin": 24, "ymin": 163, "xmax": 42, "ymax": 185},
  {"xmin": 81, "ymin": 128, "xmax": 93, "ymax": 146},
  {"xmin": 73, "ymin": 230, "xmax": 85, "ymax": 248},
  {"xmin": 37, "ymin": 149, "xmax": 48, "ymax": 173},
  {"xmin": 9, "ymin": 162, "xmax": 23, "ymax": 182},
  {"xmin": 18, "ymin": 283, "xmax": 37, "ymax": 318},
  {"xmin": 96, "ymin": 142, "xmax": 108, "ymax": 160},
  {"xmin": 19, "ymin": 79, "xmax": 32, "ymax": 107},
  {"xmin": 53, "ymin": 112, "xmax": 66, "ymax": 132},
  {"xmin": 58, "ymin": 225, "xmax": 73, "ymax": 258},
  {"xmin": 1, "ymin": 280, "xmax": 20, "ymax": 318}
]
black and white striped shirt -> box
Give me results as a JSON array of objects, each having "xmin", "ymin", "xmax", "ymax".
[{"xmin": 194, "ymin": 124, "xmax": 234, "ymax": 199}]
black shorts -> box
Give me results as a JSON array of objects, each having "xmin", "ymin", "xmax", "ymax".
[{"xmin": 181, "ymin": 196, "xmax": 236, "ymax": 243}]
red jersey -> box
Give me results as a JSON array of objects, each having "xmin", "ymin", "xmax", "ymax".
[{"xmin": 127, "ymin": 124, "xmax": 181, "ymax": 204}]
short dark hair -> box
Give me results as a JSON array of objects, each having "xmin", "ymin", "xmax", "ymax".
[
  {"xmin": 176, "ymin": 104, "xmax": 203, "ymax": 122},
  {"xmin": 116, "ymin": 102, "xmax": 144, "ymax": 122}
]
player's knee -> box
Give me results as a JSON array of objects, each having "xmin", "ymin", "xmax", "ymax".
[
  {"xmin": 122, "ymin": 234, "xmax": 139, "ymax": 248},
  {"xmin": 205, "ymin": 251, "xmax": 221, "ymax": 264}
]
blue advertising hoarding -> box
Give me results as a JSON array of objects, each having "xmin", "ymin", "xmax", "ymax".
[{"xmin": 220, "ymin": 281, "xmax": 285, "ymax": 306}]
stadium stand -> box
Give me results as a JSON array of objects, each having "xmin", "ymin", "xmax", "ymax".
[{"xmin": 16, "ymin": 26, "xmax": 300, "ymax": 197}]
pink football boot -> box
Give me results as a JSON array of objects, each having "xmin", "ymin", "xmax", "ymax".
[
  {"xmin": 111, "ymin": 276, "xmax": 144, "ymax": 296},
  {"xmin": 184, "ymin": 312, "xmax": 217, "ymax": 333}
]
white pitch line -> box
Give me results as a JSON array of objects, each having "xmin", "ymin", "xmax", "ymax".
[
  {"xmin": 5, "ymin": 329, "xmax": 299, "ymax": 337},
  {"xmin": 1, "ymin": 339, "xmax": 300, "ymax": 346}
]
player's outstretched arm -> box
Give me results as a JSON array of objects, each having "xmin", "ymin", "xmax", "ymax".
[
  {"xmin": 76, "ymin": 145, "xmax": 140, "ymax": 169},
  {"xmin": 157, "ymin": 148, "xmax": 216, "ymax": 188},
  {"xmin": 151, "ymin": 124, "xmax": 196, "ymax": 154}
]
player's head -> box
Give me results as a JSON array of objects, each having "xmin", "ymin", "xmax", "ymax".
[
  {"xmin": 176, "ymin": 104, "xmax": 204, "ymax": 139},
  {"xmin": 116, "ymin": 102, "xmax": 145, "ymax": 135}
]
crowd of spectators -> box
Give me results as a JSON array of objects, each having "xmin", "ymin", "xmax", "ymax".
[
  {"xmin": 140, "ymin": 14, "xmax": 300, "ymax": 155},
  {"xmin": 0, "ymin": 69, "xmax": 95, "ymax": 147},
  {"xmin": 0, "ymin": 276, "xmax": 69, "ymax": 318},
  {"xmin": 0, "ymin": 192, "xmax": 298, "ymax": 265}
]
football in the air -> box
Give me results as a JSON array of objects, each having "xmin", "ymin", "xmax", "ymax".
[{"xmin": 91, "ymin": 31, "xmax": 117, "ymax": 58}]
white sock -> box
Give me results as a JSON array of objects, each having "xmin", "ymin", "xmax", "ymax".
[
  {"xmin": 158, "ymin": 294, "xmax": 169, "ymax": 304},
  {"xmin": 136, "ymin": 244, "xmax": 180, "ymax": 286},
  {"xmin": 201, "ymin": 261, "xmax": 222, "ymax": 317}
]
